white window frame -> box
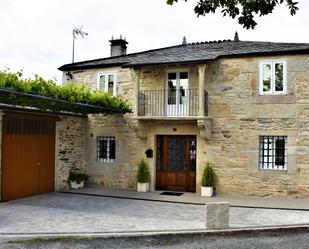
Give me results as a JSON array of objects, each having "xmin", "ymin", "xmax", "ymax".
[
  {"xmin": 97, "ymin": 73, "xmax": 117, "ymax": 96},
  {"xmin": 259, "ymin": 61, "xmax": 287, "ymax": 95}
]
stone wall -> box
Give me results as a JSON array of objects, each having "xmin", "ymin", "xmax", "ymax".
[
  {"xmin": 55, "ymin": 116, "xmax": 87, "ymax": 190},
  {"xmin": 63, "ymin": 66, "xmax": 141, "ymax": 189},
  {"xmin": 203, "ymin": 55, "xmax": 309, "ymax": 197},
  {"xmin": 86, "ymin": 114, "xmax": 141, "ymax": 189},
  {"xmin": 65, "ymin": 54, "xmax": 309, "ymax": 197}
]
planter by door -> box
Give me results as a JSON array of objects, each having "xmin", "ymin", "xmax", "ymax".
[
  {"xmin": 70, "ymin": 181, "xmax": 85, "ymax": 189},
  {"xmin": 201, "ymin": 186, "xmax": 213, "ymax": 197},
  {"xmin": 137, "ymin": 182, "xmax": 150, "ymax": 192}
]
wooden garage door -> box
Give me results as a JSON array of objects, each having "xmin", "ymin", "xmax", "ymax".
[{"xmin": 1, "ymin": 112, "xmax": 56, "ymax": 201}]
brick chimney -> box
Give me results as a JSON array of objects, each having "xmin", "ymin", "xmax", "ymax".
[{"xmin": 109, "ymin": 35, "xmax": 128, "ymax": 57}]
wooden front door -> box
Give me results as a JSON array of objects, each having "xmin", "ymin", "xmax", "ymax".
[
  {"xmin": 156, "ymin": 135, "xmax": 196, "ymax": 192},
  {"xmin": 1, "ymin": 112, "xmax": 56, "ymax": 201}
]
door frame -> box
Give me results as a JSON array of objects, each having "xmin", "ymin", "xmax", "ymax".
[{"xmin": 155, "ymin": 135, "xmax": 197, "ymax": 192}]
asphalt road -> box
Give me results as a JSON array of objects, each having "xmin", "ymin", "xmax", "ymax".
[{"xmin": 2, "ymin": 229, "xmax": 309, "ymax": 249}]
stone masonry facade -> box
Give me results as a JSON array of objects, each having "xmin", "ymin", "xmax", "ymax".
[
  {"xmin": 55, "ymin": 116, "xmax": 87, "ymax": 191},
  {"xmin": 65, "ymin": 54, "xmax": 309, "ymax": 198}
]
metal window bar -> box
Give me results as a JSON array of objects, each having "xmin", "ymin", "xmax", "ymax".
[
  {"xmin": 259, "ymin": 136, "xmax": 287, "ymax": 170},
  {"xmin": 97, "ymin": 136, "xmax": 116, "ymax": 163}
]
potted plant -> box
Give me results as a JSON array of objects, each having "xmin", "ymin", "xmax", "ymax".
[
  {"xmin": 201, "ymin": 162, "xmax": 216, "ymax": 197},
  {"xmin": 68, "ymin": 168, "xmax": 89, "ymax": 189},
  {"xmin": 137, "ymin": 159, "xmax": 150, "ymax": 192}
]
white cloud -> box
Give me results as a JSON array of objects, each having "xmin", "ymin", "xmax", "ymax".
[{"xmin": 1, "ymin": 0, "xmax": 309, "ymax": 82}]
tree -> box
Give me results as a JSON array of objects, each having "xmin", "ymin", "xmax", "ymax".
[{"xmin": 166, "ymin": 0, "xmax": 299, "ymax": 29}]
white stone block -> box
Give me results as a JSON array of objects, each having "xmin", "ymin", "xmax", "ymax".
[
  {"xmin": 137, "ymin": 182, "xmax": 150, "ymax": 192},
  {"xmin": 205, "ymin": 202, "xmax": 229, "ymax": 230}
]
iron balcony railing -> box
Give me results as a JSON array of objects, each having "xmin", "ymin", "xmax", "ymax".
[{"xmin": 138, "ymin": 88, "xmax": 208, "ymax": 117}]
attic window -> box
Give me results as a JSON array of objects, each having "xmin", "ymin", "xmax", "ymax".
[
  {"xmin": 97, "ymin": 73, "xmax": 117, "ymax": 96},
  {"xmin": 259, "ymin": 61, "xmax": 287, "ymax": 95}
]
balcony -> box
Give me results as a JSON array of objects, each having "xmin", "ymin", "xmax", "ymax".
[{"xmin": 137, "ymin": 88, "xmax": 208, "ymax": 118}]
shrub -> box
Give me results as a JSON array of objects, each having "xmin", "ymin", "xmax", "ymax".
[
  {"xmin": 137, "ymin": 159, "xmax": 150, "ymax": 183},
  {"xmin": 201, "ymin": 162, "xmax": 216, "ymax": 187},
  {"xmin": 68, "ymin": 168, "xmax": 89, "ymax": 184}
]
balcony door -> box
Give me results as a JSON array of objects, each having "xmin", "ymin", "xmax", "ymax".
[{"xmin": 166, "ymin": 72, "xmax": 189, "ymax": 116}]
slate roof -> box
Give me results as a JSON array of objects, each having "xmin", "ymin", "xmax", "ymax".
[{"xmin": 58, "ymin": 40, "xmax": 309, "ymax": 71}]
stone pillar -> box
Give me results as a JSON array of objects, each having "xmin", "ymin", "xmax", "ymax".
[
  {"xmin": 134, "ymin": 69, "xmax": 141, "ymax": 116},
  {"xmin": 198, "ymin": 65, "xmax": 207, "ymax": 116},
  {"xmin": 205, "ymin": 202, "xmax": 229, "ymax": 230}
]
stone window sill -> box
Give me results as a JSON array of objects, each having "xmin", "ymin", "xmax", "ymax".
[{"xmin": 252, "ymin": 93, "xmax": 296, "ymax": 104}]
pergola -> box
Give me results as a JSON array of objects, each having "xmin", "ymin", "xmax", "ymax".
[{"xmin": 0, "ymin": 87, "xmax": 129, "ymax": 116}]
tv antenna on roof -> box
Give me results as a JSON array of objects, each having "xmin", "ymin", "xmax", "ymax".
[{"xmin": 72, "ymin": 26, "xmax": 88, "ymax": 63}]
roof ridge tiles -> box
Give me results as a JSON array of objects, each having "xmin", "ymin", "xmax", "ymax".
[{"xmin": 187, "ymin": 39, "xmax": 232, "ymax": 45}]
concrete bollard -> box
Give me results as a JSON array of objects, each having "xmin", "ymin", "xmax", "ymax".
[{"xmin": 205, "ymin": 202, "xmax": 229, "ymax": 230}]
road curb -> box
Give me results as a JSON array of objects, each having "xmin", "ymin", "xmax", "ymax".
[{"xmin": 2, "ymin": 225, "xmax": 309, "ymax": 242}]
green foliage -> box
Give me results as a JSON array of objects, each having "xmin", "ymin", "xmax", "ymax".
[
  {"xmin": 68, "ymin": 168, "xmax": 89, "ymax": 184},
  {"xmin": 201, "ymin": 161, "xmax": 216, "ymax": 187},
  {"xmin": 0, "ymin": 69, "xmax": 131, "ymax": 114},
  {"xmin": 137, "ymin": 159, "xmax": 151, "ymax": 183},
  {"xmin": 167, "ymin": 0, "xmax": 298, "ymax": 29}
]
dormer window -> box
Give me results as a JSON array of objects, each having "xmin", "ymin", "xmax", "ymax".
[
  {"xmin": 97, "ymin": 73, "xmax": 117, "ymax": 96},
  {"xmin": 259, "ymin": 61, "xmax": 287, "ymax": 95}
]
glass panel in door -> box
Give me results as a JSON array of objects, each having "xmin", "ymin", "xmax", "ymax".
[
  {"xmin": 167, "ymin": 73, "xmax": 177, "ymax": 116},
  {"xmin": 166, "ymin": 72, "xmax": 189, "ymax": 116},
  {"xmin": 179, "ymin": 72, "xmax": 189, "ymax": 116}
]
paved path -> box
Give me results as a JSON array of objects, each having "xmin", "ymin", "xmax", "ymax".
[
  {"xmin": 1, "ymin": 193, "xmax": 309, "ymax": 235},
  {"xmin": 67, "ymin": 186, "xmax": 309, "ymax": 210}
]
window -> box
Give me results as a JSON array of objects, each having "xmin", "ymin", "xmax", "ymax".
[
  {"xmin": 259, "ymin": 61, "xmax": 286, "ymax": 95},
  {"xmin": 259, "ymin": 136, "xmax": 287, "ymax": 170},
  {"xmin": 97, "ymin": 137, "xmax": 116, "ymax": 162},
  {"xmin": 97, "ymin": 73, "xmax": 116, "ymax": 95}
]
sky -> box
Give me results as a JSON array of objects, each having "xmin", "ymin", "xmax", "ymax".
[{"xmin": 1, "ymin": 0, "xmax": 309, "ymax": 83}]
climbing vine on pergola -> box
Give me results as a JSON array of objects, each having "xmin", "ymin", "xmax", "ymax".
[{"xmin": 0, "ymin": 70, "xmax": 131, "ymax": 115}]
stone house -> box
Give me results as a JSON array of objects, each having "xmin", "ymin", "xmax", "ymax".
[
  {"xmin": 56, "ymin": 34, "xmax": 309, "ymax": 198},
  {"xmin": 3, "ymin": 33, "xmax": 309, "ymax": 201}
]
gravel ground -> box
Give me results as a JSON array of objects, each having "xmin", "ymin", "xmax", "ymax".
[{"xmin": 2, "ymin": 230, "xmax": 309, "ymax": 249}]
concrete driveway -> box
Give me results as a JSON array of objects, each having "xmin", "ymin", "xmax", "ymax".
[{"xmin": 1, "ymin": 193, "xmax": 309, "ymax": 235}]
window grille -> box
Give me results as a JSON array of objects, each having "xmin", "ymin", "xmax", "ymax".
[
  {"xmin": 97, "ymin": 136, "xmax": 116, "ymax": 163},
  {"xmin": 259, "ymin": 136, "xmax": 287, "ymax": 170}
]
